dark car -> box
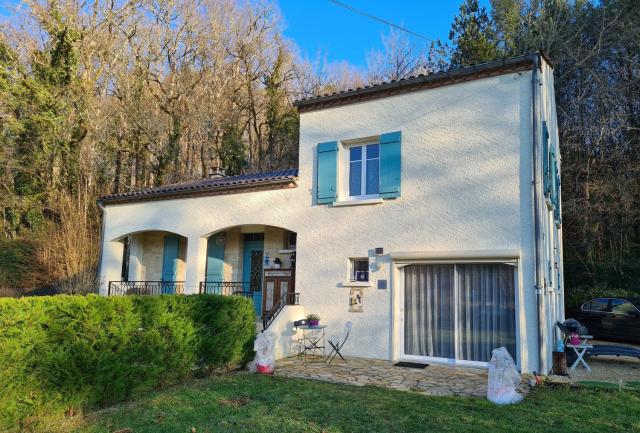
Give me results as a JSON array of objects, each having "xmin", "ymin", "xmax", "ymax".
[{"xmin": 574, "ymin": 297, "xmax": 640, "ymax": 344}]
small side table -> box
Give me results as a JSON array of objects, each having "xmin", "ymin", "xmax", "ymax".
[
  {"xmin": 296, "ymin": 325, "xmax": 327, "ymax": 362},
  {"xmin": 567, "ymin": 335, "xmax": 593, "ymax": 372}
]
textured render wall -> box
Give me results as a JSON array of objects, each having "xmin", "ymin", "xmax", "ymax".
[
  {"xmin": 268, "ymin": 305, "xmax": 305, "ymax": 359},
  {"xmin": 100, "ymin": 70, "xmax": 540, "ymax": 371},
  {"xmin": 141, "ymin": 232, "xmax": 164, "ymax": 280},
  {"xmin": 264, "ymin": 227, "xmax": 293, "ymax": 269},
  {"xmin": 222, "ymin": 228, "xmax": 242, "ymax": 281}
]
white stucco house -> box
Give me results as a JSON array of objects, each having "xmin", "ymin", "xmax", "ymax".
[{"xmin": 97, "ymin": 52, "xmax": 564, "ymax": 375}]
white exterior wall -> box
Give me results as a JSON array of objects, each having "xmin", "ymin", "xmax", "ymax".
[{"xmin": 99, "ymin": 67, "xmax": 554, "ymax": 373}]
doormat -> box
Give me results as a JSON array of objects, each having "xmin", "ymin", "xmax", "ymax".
[{"xmin": 394, "ymin": 361, "xmax": 429, "ymax": 369}]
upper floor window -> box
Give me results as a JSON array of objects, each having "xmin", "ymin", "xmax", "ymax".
[
  {"xmin": 349, "ymin": 143, "xmax": 379, "ymax": 198},
  {"xmin": 315, "ymin": 131, "xmax": 401, "ymax": 205}
]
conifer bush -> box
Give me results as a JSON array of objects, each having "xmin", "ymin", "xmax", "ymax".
[{"xmin": 0, "ymin": 294, "xmax": 255, "ymax": 428}]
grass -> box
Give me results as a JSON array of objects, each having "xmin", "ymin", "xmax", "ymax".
[
  {"xmin": 576, "ymin": 381, "xmax": 621, "ymax": 390},
  {"xmin": 14, "ymin": 374, "xmax": 640, "ymax": 433}
]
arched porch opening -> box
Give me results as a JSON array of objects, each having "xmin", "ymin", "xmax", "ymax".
[
  {"xmin": 109, "ymin": 230, "xmax": 188, "ymax": 295},
  {"xmin": 200, "ymin": 225, "xmax": 297, "ymax": 319}
]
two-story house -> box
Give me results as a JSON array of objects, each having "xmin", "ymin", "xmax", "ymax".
[{"xmin": 97, "ymin": 52, "xmax": 564, "ymax": 374}]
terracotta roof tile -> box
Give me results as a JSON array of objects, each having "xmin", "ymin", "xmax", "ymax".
[{"xmin": 99, "ymin": 168, "xmax": 298, "ymax": 204}]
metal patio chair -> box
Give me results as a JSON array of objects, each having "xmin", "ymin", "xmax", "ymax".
[{"xmin": 326, "ymin": 321, "xmax": 352, "ymax": 364}]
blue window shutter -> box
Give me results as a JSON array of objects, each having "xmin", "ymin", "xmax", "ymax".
[
  {"xmin": 379, "ymin": 131, "xmax": 401, "ymax": 198},
  {"xmin": 162, "ymin": 235, "xmax": 180, "ymax": 293},
  {"xmin": 553, "ymin": 157, "xmax": 561, "ymax": 222},
  {"xmin": 550, "ymin": 152, "xmax": 558, "ymax": 207},
  {"xmin": 542, "ymin": 122, "xmax": 551, "ymax": 197},
  {"xmin": 206, "ymin": 235, "xmax": 225, "ymax": 282},
  {"xmin": 317, "ymin": 141, "xmax": 338, "ymax": 204}
]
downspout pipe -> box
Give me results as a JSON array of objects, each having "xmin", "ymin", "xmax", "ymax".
[{"xmin": 531, "ymin": 54, "xmax": 546, "ymax": 375}]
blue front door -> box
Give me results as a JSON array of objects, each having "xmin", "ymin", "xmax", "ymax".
[
  {"xmin": 161, "ymin": 234, "xmax": 180, "ymax": 294},
  {"xmin": 243, "ymin": 236, "xmax": 264, "ymax": 317}
]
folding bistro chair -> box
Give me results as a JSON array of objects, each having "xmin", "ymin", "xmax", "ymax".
[
  {"xmin": 326, "ymin": 321, "xmax": 352, "ymax": 364},
  {"xmin": 293, "ymin": 319, "xmax": 307, "ymax": 360}
]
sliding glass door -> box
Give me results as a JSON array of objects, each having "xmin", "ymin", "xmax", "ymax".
[{"xmin": 402, "ymin": 263, "xmax": 516, "ymax": 365}]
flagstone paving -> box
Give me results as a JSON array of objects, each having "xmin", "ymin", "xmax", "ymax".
[{"xmin": 275, "ymin": 356, "xmax": 532, "ymax": 398}]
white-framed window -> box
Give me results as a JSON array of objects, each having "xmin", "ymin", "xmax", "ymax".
[
  {"xmin": 348, "ymin": 143, "xmax": 380, "ymax": 198},
  {"xmin": 350, "ymin": 258, "xmax": 369, "ymax": 282}
]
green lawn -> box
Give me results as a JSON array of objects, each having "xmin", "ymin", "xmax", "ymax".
[{"xmin": 19, "ymin": 374, "xmax": 640, "ymax": 433}]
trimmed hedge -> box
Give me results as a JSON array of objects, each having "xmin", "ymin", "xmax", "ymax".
[{"xmin": 0, "ymin": 294, "xmax": 256, "ymax": 429}]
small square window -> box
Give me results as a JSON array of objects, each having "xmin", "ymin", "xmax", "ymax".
[{"xmin": 350, "ymin": 258, "xmax": 369, "ymax": 282}]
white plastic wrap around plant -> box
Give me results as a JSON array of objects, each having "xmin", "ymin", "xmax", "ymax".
[
  {"xmin": 487, "ymin": 347, "xmax": 523, "ymax": 405},
  {"xmin": 253, "ymin": 331, "xmax": 276, "ymax": 374}
]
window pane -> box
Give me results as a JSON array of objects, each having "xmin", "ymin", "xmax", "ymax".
[
  {"xmin": 352, "ymin": 259, "xmax": 369, "ymax": 281},
  {"xmin": 350, "ymin": 146, "xmax": 362, "ymax": 161},
  {"xmin": 349, "ymin": 161, "xmax": 362, "ymax": 196},
  {"xmin": 589, "ymin": 298, "xmax": 608, "ymax": 312},
  {"xmin": 366, "ymin": 143, "xmax": 379, "ymax": 159},
  {"xmin": 366, "ymin": 158, "xmax": 379, "ymax": 195},
  {"xmin": 611, "ymin": 299, "xmax": 637, "ymax": 315},
  {"xmin": 404, "ymin": 264, "xmax": 456, "ymax": 358},
  {"xmin": 456, "ymin": 264, "xmax": 516, "ymax": 362}
]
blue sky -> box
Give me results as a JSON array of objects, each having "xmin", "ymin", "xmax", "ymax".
[
  {"xmin": 0, "ymin": 0, "xmax": 484, "ymax": 68},
  {"xmin": 278, "ymin": 0, "xmax": 482, "ymax": 68}
]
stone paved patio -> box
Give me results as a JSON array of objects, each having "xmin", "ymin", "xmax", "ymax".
[{"xmin": 275, "ymin": 356, "xmax": 531, "ymax": 397}]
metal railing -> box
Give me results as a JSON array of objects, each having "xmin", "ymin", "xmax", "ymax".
[
  {"xmin": 262, "ymin": 292, "xmax": 300, "ymax": 331},
  {"xmin": 108, "ymin": 281, "xmax": 185, "ymax": 296},
  {"xmin": 198, "ymin": 281, "xmax": 253, "ymax": 298}
]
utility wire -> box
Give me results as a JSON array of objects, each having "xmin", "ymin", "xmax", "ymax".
[{"xmin": 327, "ymin": 0, "xmax": 433, "ymax": 43}]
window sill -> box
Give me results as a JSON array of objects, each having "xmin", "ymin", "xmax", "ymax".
[
  {"xmin": 342, "ymin": 281, "xmax": 371, "ymax": 287},
  {"xmin": 332, "ymin": 198, "xmax": 384, "ymax": 207}
]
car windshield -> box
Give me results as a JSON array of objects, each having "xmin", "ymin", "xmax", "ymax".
[{"xmin": 611, "ymin": 299, "xmax": 639, "ymax": 315}]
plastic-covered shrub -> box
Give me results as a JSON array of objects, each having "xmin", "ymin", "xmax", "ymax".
[
  {"xmin": 253, "ymin": 331, "xmax": 276, "ymax": 374},
  {"xmin": 0, "ymin": 294, "xmax": 255, "ymax": 429},
  {"xmin": 487, "ymin": 347, "xmax": 523, "ymax": 405}
]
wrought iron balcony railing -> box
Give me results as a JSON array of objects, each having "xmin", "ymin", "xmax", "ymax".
[
  {"xmin": 198, "ymin": 281, "xmax": 253, "ymax": 298},
  {"xmin": 262, "ymin": 292, "xmax": 300, "ymax": 330},
  {"xmin": 108, "ymin": 281, "xmax": 185, "ymax": 296}
]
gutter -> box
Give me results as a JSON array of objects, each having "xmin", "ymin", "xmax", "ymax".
[{"xmin": 98, "ymin": 177, "xmax": 297, "ymax": 206}]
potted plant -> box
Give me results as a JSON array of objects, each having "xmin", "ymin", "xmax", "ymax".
[
  {"xmin": 273, "ymin": 257, "xmax": 282, "ymax": 269},
  {"xmin": 306, "ymin": 313, "xmax": 320, "ymax": 327}
]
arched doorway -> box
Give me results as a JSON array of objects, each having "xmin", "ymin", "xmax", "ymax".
[
  {"xmin": 201, "ymin": 225, "xmax": 297, "ymax": 318},
  {"xmin": 109, "ymin": 230, "xmax": 188, "ymax": 295}
]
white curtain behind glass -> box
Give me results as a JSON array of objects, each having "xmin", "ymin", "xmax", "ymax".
[
  {"xmin": 404, "ymin": 264, "xmax": 455, "ymax": 358},
  {"xmin": 404, "ymin": 263, "xmax": 516, "ymax": 363},
  {"xmin": 456, "ymin": 264, "xmax": 516, "ymax": 362}
]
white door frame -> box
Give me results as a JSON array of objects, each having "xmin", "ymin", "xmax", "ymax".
[{"xmin": 391, "ymin": 256, "xmax": 521, "ymax": 369}]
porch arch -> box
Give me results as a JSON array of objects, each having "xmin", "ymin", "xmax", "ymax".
[
  {"xmin": 200, "ymin": 224, "xmax": 297, "ymax": 318},
  {"xmin": 110, "ymin": 229, "xmax": 188, "ymax": 295}
]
